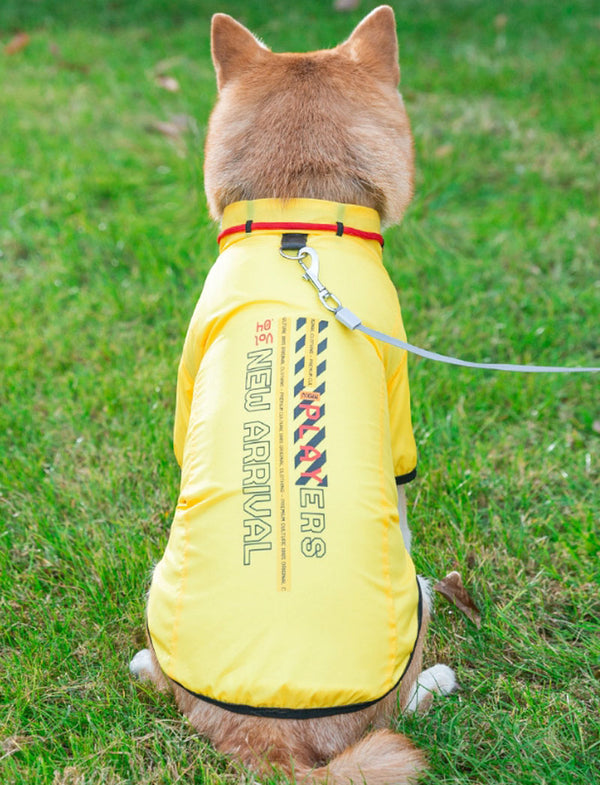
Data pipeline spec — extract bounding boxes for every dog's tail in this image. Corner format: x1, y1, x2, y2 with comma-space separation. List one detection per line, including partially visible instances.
291, 729, 425, 785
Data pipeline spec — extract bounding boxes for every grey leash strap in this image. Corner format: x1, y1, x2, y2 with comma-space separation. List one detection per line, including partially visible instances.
282, 245, 600, 374
343, 313, 600, 374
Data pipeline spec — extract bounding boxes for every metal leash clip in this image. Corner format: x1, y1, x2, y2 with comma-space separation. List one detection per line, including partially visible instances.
280, 246, 342, 312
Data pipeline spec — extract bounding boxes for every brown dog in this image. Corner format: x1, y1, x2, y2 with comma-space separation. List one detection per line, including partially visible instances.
131, 7, 455, 783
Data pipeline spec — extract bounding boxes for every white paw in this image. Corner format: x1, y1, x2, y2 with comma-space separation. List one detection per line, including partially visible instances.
129, 648, 153, 680
422, 664, 457, 696
405, 664, 457, 714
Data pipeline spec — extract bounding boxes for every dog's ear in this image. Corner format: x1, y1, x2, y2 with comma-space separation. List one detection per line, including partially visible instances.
211, 14, 268, 91
341, 5, 400, 86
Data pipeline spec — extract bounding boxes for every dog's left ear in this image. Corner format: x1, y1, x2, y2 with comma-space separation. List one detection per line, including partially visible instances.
341, 5, 400, 86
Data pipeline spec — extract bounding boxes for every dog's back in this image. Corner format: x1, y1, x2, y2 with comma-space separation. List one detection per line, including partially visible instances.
147, 196, 421, 713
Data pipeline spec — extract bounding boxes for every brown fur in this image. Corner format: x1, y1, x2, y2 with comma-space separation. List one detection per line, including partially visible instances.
204, 6, 414, 227
140, 7, 430, 784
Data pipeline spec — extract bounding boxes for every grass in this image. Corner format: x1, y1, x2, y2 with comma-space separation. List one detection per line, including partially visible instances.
1, 0, 599, 783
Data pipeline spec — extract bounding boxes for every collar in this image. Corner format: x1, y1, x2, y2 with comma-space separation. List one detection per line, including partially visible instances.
217, 198, 384, 252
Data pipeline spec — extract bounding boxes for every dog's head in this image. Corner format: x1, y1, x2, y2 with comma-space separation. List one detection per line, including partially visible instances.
204, 5, 414, 227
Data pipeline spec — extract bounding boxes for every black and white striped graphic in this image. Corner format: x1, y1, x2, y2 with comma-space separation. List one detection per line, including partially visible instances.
293, 318, 328, 487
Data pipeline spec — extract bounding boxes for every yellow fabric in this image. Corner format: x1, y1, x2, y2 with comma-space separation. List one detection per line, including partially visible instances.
147, 198, 419, 713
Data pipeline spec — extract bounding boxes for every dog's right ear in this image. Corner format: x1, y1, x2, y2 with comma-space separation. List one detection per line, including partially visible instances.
211, 14, 268, 91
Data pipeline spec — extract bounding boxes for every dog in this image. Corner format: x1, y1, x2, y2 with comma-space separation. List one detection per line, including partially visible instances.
130, 7, 456, 783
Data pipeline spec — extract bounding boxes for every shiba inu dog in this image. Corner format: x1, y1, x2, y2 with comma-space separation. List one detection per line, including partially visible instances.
130, 7, 455, 783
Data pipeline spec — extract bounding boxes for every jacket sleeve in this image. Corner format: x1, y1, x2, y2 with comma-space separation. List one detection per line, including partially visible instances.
387, 347, 417, 485
173, 303, 207, 467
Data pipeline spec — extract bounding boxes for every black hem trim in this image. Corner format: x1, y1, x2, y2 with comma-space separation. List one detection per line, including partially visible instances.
395, 468, 417, 486
152, 580, 423, 720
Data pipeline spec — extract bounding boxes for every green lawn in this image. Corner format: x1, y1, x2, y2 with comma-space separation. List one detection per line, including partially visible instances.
1, 1, 599, 783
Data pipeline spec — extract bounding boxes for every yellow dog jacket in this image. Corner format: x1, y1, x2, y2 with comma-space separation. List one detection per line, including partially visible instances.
147, 198, 421, 718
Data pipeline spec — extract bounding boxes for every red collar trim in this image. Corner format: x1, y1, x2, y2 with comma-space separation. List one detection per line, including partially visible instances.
217, 220, 384, 247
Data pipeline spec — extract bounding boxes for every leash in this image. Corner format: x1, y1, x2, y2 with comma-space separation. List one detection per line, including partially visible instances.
280, 245, 600, 374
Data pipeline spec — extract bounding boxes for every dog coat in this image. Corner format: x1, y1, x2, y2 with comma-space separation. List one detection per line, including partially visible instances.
147, 198, 421, 718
